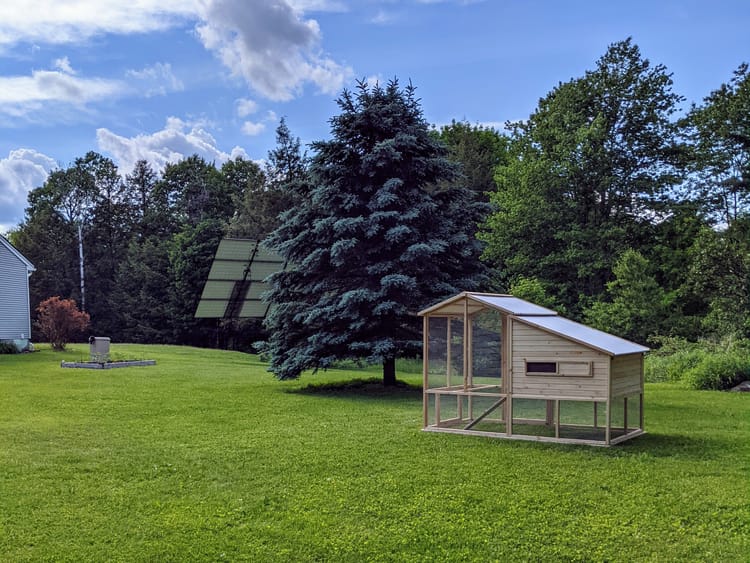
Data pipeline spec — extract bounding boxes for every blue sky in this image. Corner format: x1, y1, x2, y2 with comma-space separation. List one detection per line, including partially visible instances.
1, 0, 749, 233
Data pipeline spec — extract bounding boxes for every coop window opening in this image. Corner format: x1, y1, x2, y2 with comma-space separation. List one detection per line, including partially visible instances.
524, 359, 592, 377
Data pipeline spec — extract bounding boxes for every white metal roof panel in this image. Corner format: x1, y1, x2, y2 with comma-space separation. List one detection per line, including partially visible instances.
469, 294, 558, 316
515, 315, 649, 356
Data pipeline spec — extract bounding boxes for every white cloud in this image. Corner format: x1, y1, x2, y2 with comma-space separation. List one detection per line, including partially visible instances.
0, 1, 199, 46
0, 148, 57, 231
0, 68, 123, 106
370, 10, 396, 25
96, 116, 249, 174
240, 108, 279, 137
288, 0, 347, 11
236, 97, 259, 117
0, 1, 352, 104
0, 62, 124, 120
365, 74, 384, 88
126, 62, 184, 97
241, 120, 266, 136
53, 56, 75, 74
196, 0, 353, 101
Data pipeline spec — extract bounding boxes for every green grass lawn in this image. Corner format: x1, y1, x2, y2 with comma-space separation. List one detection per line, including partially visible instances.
1, 345, 748, 562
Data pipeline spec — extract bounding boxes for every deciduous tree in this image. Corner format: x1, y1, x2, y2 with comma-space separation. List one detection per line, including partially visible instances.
481, 39, 684, 315
683, 63, 750, 225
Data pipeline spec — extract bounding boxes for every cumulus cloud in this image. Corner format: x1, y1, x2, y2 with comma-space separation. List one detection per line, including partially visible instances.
0, 148, 57, 232
241, 121, 266, 136
0, 1, 199, 46
126, 62, 184, 97
196, 0, 352, 101
236, 98, 259, 118
1, 1, 352, 104
238, 107, 278, 137
0, 62, 125, 119
0, 68, 123, 105
96, 117, 249, 174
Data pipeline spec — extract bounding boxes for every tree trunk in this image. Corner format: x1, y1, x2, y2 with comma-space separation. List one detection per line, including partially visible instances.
78, 223, 85, 312
383, 357, 396, 386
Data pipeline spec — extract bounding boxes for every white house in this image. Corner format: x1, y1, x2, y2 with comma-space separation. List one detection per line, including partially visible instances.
0, 236, 35, 351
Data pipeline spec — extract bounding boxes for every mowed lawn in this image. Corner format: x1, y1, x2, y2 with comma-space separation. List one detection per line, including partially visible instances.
1, 345, 748, 562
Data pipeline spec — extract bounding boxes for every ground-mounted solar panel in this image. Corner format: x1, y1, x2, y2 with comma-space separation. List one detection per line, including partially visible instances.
194, 239, 286, 319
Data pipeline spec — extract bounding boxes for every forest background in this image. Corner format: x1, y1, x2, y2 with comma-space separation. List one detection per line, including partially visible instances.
6, 40, 749, 367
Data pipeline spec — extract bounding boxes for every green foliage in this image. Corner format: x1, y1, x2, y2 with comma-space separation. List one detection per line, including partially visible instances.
683, 63, 750, 224
0, 346, 748, 561
113, 235, 174, 343
644, 337, 704, 383
685, 226, 750, 339
0, 342, 18, 354
645, 337, 750, 389
509, 276, 564, 313
585, 249, 672, 343
481, 39, 684, 315
683, 347, 750, 390
432, 119, 510, 202
263, 80, 488, 383
227, 120, 306, 240
168, 219, 226, 345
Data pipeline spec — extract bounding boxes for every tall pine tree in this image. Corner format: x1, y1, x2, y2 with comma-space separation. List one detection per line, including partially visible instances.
262, 80, 487, 385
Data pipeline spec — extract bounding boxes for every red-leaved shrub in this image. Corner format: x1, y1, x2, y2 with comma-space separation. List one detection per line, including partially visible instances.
36, 297, 90, 351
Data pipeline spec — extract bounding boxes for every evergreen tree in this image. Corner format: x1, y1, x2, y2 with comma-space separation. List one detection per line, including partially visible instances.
77, 152, 132, 335
227, 120, 308, 240
262, 80, 487, 385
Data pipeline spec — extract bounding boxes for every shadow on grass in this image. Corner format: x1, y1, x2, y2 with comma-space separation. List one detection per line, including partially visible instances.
290, 377, 423, 401
594, 431, 739, 461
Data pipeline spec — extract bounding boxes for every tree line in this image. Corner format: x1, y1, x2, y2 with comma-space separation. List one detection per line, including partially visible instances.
9, 38, 749, 378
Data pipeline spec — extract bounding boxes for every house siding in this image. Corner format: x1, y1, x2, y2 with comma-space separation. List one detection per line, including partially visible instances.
0, 242, 32, 340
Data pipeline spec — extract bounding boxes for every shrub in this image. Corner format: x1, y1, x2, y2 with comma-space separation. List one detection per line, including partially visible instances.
0, 341, 18, 354
684, 350, 750, 390
36, 297, 90, 351
645, 336, 750, 389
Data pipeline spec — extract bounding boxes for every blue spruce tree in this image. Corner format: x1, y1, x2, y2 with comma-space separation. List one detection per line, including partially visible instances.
263, 80, 487, 385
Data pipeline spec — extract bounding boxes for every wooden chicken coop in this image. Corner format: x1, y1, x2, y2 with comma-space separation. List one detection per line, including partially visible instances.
419, 292, 648, 446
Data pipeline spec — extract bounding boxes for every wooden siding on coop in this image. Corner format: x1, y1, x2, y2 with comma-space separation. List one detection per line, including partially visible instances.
511, 319, 610, 400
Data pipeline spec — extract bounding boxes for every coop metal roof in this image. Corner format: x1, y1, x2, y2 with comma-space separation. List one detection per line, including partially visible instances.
419, 291, 648, 356
514, 314, 649, 356
194, 238, 286, 319
418, 292, 558, 317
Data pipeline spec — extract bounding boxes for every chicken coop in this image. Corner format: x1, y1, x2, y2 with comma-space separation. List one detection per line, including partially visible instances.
419, 292, 648, 446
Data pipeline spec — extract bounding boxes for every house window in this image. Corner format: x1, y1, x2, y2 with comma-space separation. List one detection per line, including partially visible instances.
526, 361, 557, 374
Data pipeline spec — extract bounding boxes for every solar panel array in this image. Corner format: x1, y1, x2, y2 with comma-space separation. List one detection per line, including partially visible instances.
194, 238, 286, 319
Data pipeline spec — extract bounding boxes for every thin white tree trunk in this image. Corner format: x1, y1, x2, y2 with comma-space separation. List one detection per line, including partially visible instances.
78, 223, 85, 311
